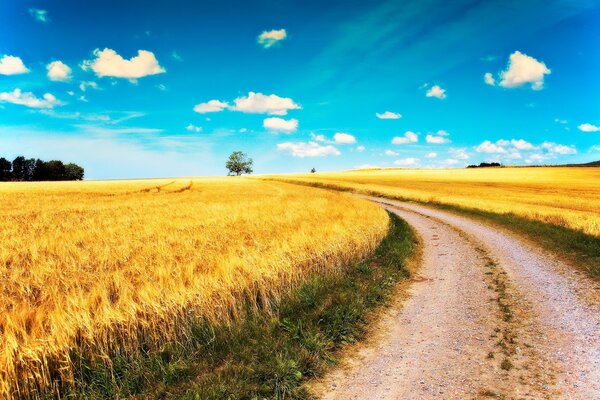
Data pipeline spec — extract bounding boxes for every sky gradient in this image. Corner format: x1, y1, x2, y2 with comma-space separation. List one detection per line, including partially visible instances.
1, 0, 599, 179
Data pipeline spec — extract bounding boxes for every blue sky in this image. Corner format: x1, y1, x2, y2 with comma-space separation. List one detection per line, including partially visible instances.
0, 0, 599, 179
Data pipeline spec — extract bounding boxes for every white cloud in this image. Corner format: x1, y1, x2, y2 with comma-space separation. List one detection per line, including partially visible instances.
376, 111, 402, 119
231, 92, 300, 115
0, 55, 29, 75
510, 139, 535, 150
79, 81, 99, 92
356, 145, 365, 152
394, 157, 418, 167
426, 85, 446, 99
426, 152, 438, 158
193, 99, 229, 113
475, 140, 506, 154
497, 51, 550, 90
277, 141, 340, 158
334, 132, 356, 144
257, 29, 287, 48
29, 8, 49, 23
355, 164, 380, 169
541, 142, 576, 155
426, 130, 451, 144
263, 117, 298, 133
554, 118, 567, 124
47, 61, 72, 82
185, 124, 202, 133
392, 131, 418, 144
590, 145, 600, 152
578, 123, 600, 132
449, 148, 470, 160
311, 133, 327, 142
443, 159, 460, 166
82, 48, 165, 79
384, 150, 399, 156
0, 89, 62, 108
484, 72, 495, 86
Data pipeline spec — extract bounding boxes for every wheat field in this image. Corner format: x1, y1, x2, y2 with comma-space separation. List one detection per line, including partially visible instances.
266, 167, 600, 237
0, 178, 388, 398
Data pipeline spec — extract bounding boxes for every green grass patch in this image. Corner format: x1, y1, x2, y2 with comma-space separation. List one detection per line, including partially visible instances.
61, 213, 415, 399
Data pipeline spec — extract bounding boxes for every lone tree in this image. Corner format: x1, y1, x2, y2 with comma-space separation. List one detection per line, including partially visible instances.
310, 168, 316, 173
226, 151, 253, 176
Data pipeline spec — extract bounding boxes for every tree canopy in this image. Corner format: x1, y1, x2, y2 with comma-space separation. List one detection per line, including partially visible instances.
0, 156, 84, 181
225, 151, 253, 176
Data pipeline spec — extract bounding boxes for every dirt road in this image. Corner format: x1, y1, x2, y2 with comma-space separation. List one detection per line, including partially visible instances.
317, 197, 600, 400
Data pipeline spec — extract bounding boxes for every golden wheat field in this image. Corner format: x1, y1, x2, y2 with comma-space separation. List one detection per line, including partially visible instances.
267, 167, 600, 236
0, 178, 388, 398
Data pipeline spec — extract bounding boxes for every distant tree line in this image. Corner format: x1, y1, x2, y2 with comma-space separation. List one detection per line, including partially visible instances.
0, 156, 84, 181
466, 162, 502, 169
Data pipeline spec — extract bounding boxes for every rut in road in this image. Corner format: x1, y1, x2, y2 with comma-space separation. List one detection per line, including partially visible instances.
317, 198, 600, 400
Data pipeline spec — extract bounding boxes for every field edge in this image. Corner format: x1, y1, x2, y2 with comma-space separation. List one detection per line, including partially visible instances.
60, 212, 416, 399
264, 178, 600, 281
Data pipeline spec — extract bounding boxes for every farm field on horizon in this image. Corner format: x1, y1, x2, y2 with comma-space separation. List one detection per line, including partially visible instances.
268, 166, 600, 236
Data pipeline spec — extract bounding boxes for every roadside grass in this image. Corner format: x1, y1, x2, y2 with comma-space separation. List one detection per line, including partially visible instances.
266, 179, 600, 282
63, 213, 416, 399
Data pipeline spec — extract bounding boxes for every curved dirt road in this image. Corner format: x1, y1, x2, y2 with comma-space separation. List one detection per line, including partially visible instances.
317, 197, 600, 400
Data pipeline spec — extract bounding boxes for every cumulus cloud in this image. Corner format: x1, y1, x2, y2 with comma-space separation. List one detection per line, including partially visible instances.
257, 29, 287, 48
376, 111, 402, 119
510, 139, 535, 150
277, 141, 340, 158
385, 150, 399, 156
263, 117, 298, 133
426, 152, 438, 158
449, 148, 470, 160
486, 51, 551, 90
311, 133, 327, 142
193, 99, 229, 113
231, 92, 300, 115
47, 61, 72, 82
82, 48, 165, 79
185, 124, 202, 132
475, 140, 506, 154
0, 55, 29, 75
426, 130, 451, 144
356, 145, 365, 152
0, 89, 62, 108
392, 131, 418, 144
578, 123, 600, 132
334, 132, 356, 144
394, 157, 418, 167
484, 72, 495, 86
541, 141, 576, 155
29, 8, 49, 23
426, 85, 446, 99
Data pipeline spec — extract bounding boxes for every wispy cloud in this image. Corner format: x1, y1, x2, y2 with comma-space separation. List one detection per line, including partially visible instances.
28, 8, 49, 23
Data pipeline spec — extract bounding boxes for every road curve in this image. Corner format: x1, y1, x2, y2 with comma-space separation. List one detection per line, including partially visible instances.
317, 197, 600, 400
